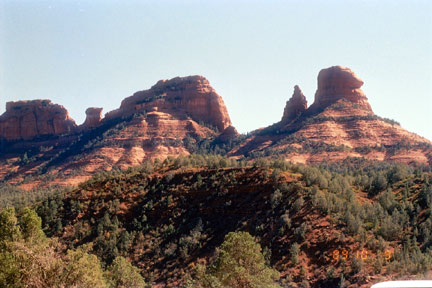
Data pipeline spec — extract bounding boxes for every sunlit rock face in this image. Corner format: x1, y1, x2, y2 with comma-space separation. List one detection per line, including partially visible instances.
105, 75, 232, 132
0, 100, 77, 140
82, 107, 103, 129
308, 65, 372, 113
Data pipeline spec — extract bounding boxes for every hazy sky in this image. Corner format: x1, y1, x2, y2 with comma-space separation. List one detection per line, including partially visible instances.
1, 0, 431, 140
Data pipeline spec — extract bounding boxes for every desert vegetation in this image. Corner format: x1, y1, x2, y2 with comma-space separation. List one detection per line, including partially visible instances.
1, 155, 429, 287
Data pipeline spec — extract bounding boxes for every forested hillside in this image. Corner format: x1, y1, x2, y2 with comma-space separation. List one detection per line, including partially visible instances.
4, 155, 427, 287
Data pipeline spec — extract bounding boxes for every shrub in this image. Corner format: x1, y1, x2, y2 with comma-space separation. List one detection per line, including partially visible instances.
294, 223, 307, 241
280, 213, 291, 229
290, 243, 300, 265
293, 197, 304, 213
271, 189, 283, 209
350, 257, 362, 274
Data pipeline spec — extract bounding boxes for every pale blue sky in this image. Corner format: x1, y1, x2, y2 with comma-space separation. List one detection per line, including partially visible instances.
1, 0, 431, 140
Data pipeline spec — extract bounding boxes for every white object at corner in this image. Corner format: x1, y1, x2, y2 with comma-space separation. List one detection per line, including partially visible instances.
371, 281, 432, 288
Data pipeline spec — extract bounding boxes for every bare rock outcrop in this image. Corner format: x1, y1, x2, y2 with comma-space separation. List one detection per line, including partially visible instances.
308, 66, 372, 113
0, 100, 77, 140
281, 85, 307, 123
83, 107, 103, 129
105, 76, 232, 132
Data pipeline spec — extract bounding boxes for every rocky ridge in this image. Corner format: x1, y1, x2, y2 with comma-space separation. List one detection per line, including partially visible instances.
0, 67, 431, 190
0, 76, 236, 188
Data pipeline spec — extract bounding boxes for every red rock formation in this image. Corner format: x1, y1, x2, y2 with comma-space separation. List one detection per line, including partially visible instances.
281, 85, 307, 123
3, 69, 431, 189
231, 66, 431, 166
216, 125, 239, 142
0, 100, 77, 140
83, 107, 103, 129
308, 66, 372, 113
105, 76, 232, 132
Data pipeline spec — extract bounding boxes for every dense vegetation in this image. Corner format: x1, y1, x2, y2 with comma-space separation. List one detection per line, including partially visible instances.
1, 155, 425, 287
0, 207, 146, 287
0, 184, 70, 210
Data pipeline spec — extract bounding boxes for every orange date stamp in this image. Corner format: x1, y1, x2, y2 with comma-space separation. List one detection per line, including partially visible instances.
332, 249, 392, 261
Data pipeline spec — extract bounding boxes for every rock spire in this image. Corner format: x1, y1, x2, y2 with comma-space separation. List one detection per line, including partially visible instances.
281, 85, 308, 123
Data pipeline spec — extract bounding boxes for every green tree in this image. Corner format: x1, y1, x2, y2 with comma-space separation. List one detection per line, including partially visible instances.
118, 231, 131, 253
293, 197, 304, 213
369, 173, 387, 196
192, 231, 280, 288
106, 256, 146, 288
2, 238, 64, 287
62, 245, 107, 287
0, 207, 21, 245
290, 243, 300, 265
0, 208, 108, 288
387, 165, 409, 184
19, 208, 45, 242
21, 152, 29, 164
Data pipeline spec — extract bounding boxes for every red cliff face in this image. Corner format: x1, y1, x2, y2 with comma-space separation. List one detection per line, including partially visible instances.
105, 76, 232, 132
281, 85, 308, 123
308, 66, 372, 113
0, 100, 77, 141
82, 107, 103, 129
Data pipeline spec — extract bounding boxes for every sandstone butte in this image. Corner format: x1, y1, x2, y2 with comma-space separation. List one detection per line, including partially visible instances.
0, 100, 77, 141
104, 75, 232, 132
307, 65, 373, 114
0, 67, 431, 189
230, 66, 432, 166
